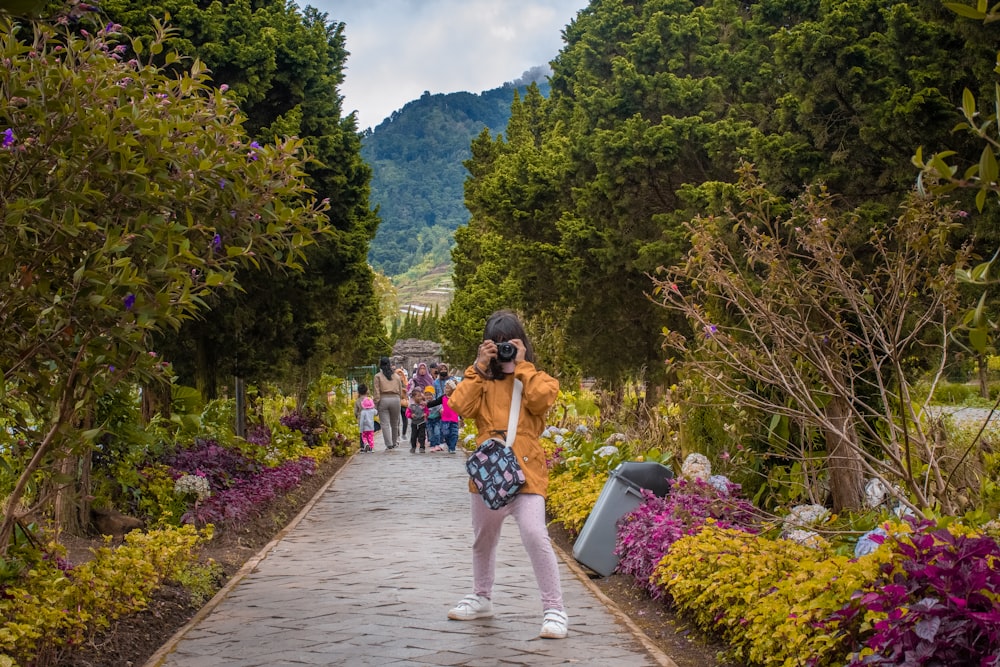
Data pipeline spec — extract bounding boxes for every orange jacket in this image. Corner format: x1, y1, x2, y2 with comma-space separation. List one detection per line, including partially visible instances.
449, 360, 559, 498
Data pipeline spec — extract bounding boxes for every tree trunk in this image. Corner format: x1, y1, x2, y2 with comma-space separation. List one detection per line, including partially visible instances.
235, 376, 246, 438
978, 352, 989, 399
79, 449, 93, 532
195, 335, 218, 400
823, 395, 865, 512
141, 380, 172, 424
52, 453, 85, 537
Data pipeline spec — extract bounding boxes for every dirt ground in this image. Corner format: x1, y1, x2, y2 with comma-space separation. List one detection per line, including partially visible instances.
54, 456, 737, 667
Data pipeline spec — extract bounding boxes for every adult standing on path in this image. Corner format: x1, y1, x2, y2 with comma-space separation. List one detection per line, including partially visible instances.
411, 362, 435, 393
395, 367, 410, 437
446, 309, 568, 639
372, 356, 405, 450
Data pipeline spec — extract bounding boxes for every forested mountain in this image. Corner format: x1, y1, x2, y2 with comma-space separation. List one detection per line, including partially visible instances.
362, 73, 551, 277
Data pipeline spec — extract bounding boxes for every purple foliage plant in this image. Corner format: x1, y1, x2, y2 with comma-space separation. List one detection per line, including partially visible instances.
614, 477, 760, 598
835, 518, 1000, 666
166, 438, 261, 490
280, 409, 325, 447
182, 457, 317, 527
245, 423, 272, 448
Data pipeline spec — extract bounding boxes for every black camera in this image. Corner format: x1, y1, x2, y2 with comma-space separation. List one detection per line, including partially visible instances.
496, 341, 517, 363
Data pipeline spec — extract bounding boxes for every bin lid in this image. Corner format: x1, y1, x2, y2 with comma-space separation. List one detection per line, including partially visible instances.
611, 461, 674, 497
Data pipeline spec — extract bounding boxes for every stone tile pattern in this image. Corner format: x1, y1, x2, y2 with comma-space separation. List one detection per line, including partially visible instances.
150, 449, 663, 666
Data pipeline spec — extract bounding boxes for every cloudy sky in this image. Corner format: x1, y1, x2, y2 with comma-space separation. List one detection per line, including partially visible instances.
300, 0, 589, 131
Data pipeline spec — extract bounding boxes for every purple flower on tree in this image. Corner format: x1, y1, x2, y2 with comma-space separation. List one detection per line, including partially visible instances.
212, 234, 222, 252
2, 128, 14, 148
248, 141, 261, 161
123, 293, 135, 310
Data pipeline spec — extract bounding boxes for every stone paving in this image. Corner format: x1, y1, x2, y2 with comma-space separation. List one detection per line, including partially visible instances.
145, 447, 677, 667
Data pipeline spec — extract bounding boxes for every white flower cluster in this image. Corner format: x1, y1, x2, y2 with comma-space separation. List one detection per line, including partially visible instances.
854, 527, 888, 558
575, 424, 590, 435
173, 474, 211, 501
681, 453, 711, 481
604, 432, 626, 446
594, 445, 619, 458
784, 529, 824, 549
782, 504, 830, 532
707, 474, 732, 495
863, 478, 893, 509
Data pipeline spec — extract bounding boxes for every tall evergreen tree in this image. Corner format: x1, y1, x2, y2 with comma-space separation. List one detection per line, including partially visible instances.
104, 0, 384, 397
452, 0, 996, 395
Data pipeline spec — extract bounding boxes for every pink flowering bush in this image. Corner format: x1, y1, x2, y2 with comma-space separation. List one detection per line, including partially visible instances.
614, 478, 760, 597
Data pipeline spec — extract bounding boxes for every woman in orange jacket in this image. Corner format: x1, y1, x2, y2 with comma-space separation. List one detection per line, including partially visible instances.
445, 310, 567, 639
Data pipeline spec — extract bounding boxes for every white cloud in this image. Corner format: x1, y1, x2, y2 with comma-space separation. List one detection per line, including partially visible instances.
299, 0, 588, 130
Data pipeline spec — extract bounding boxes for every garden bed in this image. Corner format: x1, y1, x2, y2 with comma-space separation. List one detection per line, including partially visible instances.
53, 455, 737, 667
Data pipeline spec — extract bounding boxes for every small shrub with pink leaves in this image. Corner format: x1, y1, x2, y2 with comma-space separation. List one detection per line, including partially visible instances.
614, 477, 760, 597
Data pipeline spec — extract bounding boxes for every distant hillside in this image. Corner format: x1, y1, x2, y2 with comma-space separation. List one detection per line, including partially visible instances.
361, 74, 551, 282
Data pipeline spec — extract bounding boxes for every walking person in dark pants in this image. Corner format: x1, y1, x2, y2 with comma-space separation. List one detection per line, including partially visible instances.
408, 388, 428, 453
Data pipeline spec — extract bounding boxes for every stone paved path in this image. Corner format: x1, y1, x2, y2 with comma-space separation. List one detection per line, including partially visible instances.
145, 448, 676, 667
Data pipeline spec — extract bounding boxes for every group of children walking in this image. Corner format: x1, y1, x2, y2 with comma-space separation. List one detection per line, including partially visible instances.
354, 360, 461, 454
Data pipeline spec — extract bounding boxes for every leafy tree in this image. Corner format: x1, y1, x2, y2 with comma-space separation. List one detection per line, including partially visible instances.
0, 17, 328, 547
456, 0, 762, 391
656, 168, 971, 512
102, 0, 384, 396
452, 0, 998, 398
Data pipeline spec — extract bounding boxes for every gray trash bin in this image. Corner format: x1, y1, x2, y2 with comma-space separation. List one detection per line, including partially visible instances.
572, 461, 674, 577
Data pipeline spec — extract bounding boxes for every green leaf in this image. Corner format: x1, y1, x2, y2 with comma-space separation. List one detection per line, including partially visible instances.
970, 326, 988, 353
944, 2, 987, 19
81, 428, 103, 442
768, 413, 790, 449
973, 290, 988, 326
963, 88, 978, 120
970, 260, 993, 282
980, 145, 999, 185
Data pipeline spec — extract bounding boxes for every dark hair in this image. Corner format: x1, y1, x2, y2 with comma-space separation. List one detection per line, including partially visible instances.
483, 309, 534, 379
379, 356, 393, 380
357, 383, 368, 395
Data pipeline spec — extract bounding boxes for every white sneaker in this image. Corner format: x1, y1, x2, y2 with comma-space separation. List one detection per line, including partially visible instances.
540, 609, 568, 639
447, 594, 494, 620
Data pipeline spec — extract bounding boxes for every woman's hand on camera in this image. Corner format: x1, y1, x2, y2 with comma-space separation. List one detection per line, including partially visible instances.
509, 339, 526, 363
476, 341, 496, 371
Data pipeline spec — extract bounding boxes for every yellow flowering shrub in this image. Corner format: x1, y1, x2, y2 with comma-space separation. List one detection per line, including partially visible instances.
655, 524, 892, 667
135, 463, 189, 527
546, 469, 608, 536
0, 525, 208, 663
304, 445, 332, 465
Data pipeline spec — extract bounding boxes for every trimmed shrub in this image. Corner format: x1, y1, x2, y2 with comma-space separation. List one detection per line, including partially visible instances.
615, 478, 759, 598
